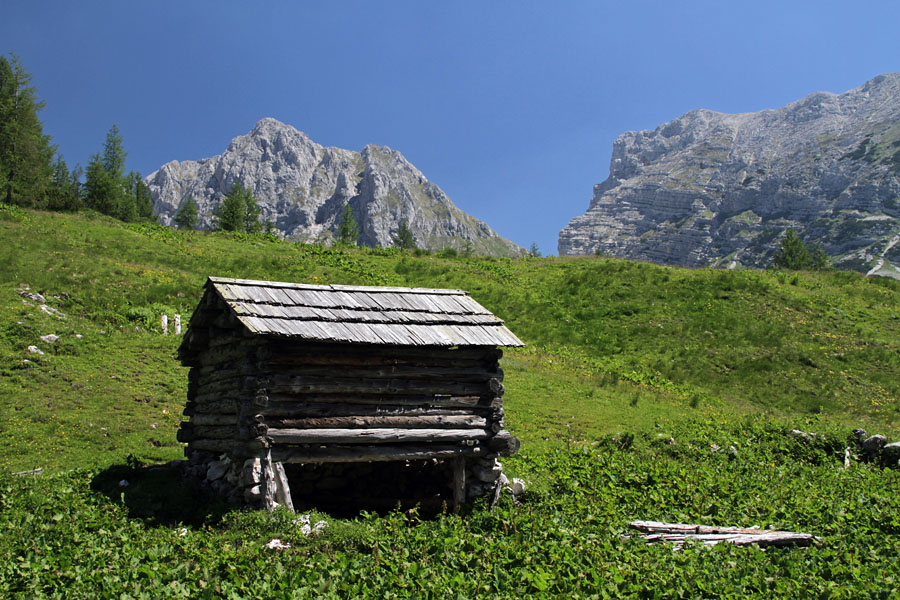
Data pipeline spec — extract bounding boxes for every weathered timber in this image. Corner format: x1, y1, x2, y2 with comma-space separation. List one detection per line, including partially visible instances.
263, 404, 479, 420
627, 521, 821, 548
191, 398, 240, 414
190, 438, 243, 453
267, 374, 502, 396
265, 342, 502, 364
273, 462, 294, 511
263, 415, 489, 430
258, 364, 501, 383
191, 413, 239, 426
452, 457, 466, 511
266, 427, 491, 445
272, 443, 484, 464
191, 425, 239, 440
261, 394, 489, 412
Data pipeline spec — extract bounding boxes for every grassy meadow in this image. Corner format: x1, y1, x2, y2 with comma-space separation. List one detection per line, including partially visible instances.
1, 205, 899, 597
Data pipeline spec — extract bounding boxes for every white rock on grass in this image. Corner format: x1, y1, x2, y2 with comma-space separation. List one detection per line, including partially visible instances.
40, 334, 59, 344
27, 345, 44, 355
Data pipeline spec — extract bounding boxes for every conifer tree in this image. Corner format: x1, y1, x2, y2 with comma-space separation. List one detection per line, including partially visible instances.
85, 125, 129, 217
391, 218, 416, 249
175, 196, 199, 229
337, 204, 359, 246
242, 185, 262, 234
216, 183, 246, 231
771, 229, 829, 271
0, 53, 55, 207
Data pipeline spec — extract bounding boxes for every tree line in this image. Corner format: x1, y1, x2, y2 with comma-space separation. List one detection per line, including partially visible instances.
0, 53, 151, 221
0, 52, 422, 248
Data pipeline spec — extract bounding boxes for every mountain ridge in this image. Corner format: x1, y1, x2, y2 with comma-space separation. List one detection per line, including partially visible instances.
558, 73, 900, 277
147, 118, 524, 257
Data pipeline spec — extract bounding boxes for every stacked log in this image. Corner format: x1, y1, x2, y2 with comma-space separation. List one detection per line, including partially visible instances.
180, 337, 518, 510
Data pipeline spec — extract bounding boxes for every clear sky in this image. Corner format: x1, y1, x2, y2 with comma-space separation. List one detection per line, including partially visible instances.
4, 1, 899, 254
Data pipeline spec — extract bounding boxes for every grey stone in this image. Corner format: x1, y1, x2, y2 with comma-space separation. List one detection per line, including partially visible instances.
146, 118, 524, 257
205, 459, 229, 482
881, 442, 900, 463
863, 434, 888, 454
852, 428, 869, 442
559, 73, 900, 277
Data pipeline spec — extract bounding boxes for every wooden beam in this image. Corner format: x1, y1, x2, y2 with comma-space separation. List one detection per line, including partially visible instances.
263, 415, 488, 430
452, 457, 466, 511
266, 427, 490, 445
271, 443, 484, 464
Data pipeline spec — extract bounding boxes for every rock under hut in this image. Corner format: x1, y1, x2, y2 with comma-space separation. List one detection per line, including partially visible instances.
177, 276, 523, 514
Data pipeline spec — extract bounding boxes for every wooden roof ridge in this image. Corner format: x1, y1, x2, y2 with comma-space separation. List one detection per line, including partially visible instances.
191, 276, 525, 348
207, 276, 467, 296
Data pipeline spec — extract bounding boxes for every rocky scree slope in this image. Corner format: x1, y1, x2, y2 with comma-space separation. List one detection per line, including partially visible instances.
559, 73, 900, 277
147, 118, 523, 257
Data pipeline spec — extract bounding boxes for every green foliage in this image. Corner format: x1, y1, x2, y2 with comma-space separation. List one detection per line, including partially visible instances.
174, 196, 199, 230
528, 242, 542, 258
0, 53, 55, 208
84, 126, 131, 219
216, 182, 262, 233
391, 218, 416, 250
771, 229, 829, 270
337, 203, 359, 246
130, 172, 154, 220
0, 210, 899, 596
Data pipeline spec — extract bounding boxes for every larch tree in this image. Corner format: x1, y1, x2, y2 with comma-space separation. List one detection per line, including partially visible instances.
0, 53, 55, 207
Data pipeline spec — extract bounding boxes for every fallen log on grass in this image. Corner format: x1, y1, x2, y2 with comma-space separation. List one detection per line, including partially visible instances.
626, 520, 820, 549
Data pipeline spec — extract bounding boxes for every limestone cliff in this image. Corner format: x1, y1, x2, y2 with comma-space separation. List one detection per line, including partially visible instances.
147, 118, 523, 257
559, 74, 900, 277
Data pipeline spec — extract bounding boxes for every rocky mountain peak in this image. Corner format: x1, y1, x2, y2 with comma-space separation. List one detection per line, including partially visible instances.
559, 73, 900, 277
146, 119, 523, 257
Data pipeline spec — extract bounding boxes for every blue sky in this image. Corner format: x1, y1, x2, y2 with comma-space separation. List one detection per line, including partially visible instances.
4, 1, 899, 254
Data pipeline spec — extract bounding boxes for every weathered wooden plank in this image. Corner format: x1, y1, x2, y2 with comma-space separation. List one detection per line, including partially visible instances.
266, 374, 502, 397
267, 427, 491, 445
191, 398, 240, 414
263, 343, 501, 362
260, 364, 497, 382
272, 443, 483, 464
452, 457, 466, 512
259, 401, 486, 419
191, 413, 239, 426
263, 415, 488, 430
627, 521, 820, 548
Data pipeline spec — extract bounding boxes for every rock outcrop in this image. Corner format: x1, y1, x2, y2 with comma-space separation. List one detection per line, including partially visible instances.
559, 74, 900, 276
147, 118, 523, 257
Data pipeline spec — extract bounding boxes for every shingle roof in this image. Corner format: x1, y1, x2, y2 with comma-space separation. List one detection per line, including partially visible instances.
197, 276, 524, 347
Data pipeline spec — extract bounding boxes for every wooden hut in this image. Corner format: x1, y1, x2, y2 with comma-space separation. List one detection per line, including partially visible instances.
177, 276, 523, 512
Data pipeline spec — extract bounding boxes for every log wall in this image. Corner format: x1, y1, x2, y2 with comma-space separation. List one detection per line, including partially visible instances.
179, 338, 518, 510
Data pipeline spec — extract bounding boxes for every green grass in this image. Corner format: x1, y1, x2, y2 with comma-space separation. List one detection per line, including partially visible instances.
1, 207, 900, 597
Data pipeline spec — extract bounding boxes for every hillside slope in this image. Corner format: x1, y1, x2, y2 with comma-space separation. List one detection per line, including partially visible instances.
559, 73, 900, 276
147, 118, 524, 257
1, 207, 898, 473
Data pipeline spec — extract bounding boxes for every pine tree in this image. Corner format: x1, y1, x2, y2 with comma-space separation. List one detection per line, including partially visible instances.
0, 53, 55, 207
84, 153, 119, 216
771, 229, 829, 270
129, 171, 154, 220
85, 125, 129, 217
175, 196, 199, 229
337, 204, 359, 246
528, 242, 542, 258
48, 154, 81, 211
216, 183, 247, 231
391, 218, 415, 249
242, 185, 262, 234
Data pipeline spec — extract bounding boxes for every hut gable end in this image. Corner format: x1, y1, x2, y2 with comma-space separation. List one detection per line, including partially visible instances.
177, 277, 522, 513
